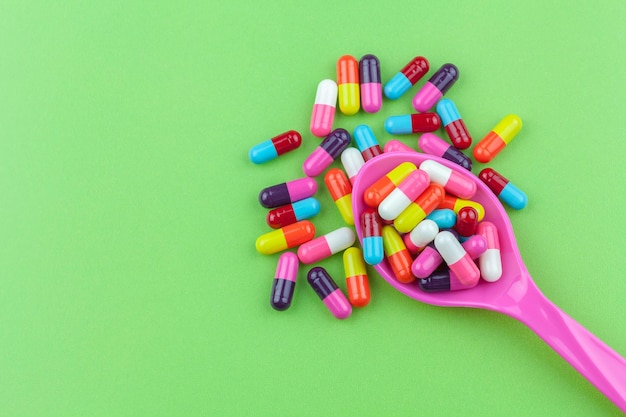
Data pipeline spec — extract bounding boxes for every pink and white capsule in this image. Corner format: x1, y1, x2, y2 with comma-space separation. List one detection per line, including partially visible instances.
310, 79, 338, 137
434, 231, 481, 286
383, 140, 417, 154
297, 227, 356, 264
476, 221, 502, 282
412, 234, 487, 278
403, 219, 438, 253
340, 147, 365, 185
378, 169, 430, 221
419, 159, 476, 199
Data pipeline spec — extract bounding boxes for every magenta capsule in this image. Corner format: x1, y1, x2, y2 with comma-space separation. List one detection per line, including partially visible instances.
434, 231, 480, 286
310, 79, 338, 137
419, 159, 476, 199
412, 234, 487, 278
383, 140, 417, 154
258, 177, 318, 208
418, 133, 472, 171
307, 267, 352, 319
476, 221, 502, 282
412, 64, 459, 112
302, 128, 351, 177
297, 227, 355, 264
270, 252, 299, 311
359, 54, 382, 113
418, 267, 479, 292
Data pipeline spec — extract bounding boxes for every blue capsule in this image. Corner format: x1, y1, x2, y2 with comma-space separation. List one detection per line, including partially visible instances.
425, 209, 457, 229
249, 130, 302, 164
353, 125, 382, 161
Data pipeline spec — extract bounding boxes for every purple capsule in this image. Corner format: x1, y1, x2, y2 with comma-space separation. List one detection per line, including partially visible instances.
418, 266, 478, 292
412, 64, 459, 112
418, 133, 472, 170
258, 177, 318, 208
359, 54, 382, 113
302, 128, 351, 177
307, 267, 352, 319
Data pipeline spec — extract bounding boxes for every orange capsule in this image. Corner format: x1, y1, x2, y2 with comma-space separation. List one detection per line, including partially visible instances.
337, 55, 360, 115
437, 194, 485, 221
324, 168, 353, 225
382, 225, 414, 283
255, 220, 316, 255
363, 162, 417, 207
343, 247, 371, 307
394, 183, 445, 233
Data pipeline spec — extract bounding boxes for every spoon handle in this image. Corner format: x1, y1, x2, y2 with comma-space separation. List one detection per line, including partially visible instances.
504, 276, 626, 413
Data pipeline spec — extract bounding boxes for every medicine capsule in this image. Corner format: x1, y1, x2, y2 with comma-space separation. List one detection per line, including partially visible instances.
256, 220, 316, 255
310, 79, 338, 137
270, 252, 299, 311
473, 114, 522, 163
343, 247, 371, 307
384, 56, 429, 100
426, 209, 457, 229
436, 98, 472, 149
412, 63, 459, 112
476, 221, 502, 282
303, 128, 351, 177
394, 183, 445, 233
378, 169, 430, 221
361, 208, 384, 265
307, 267, 352, 319
479, 168, 528, 210
418, 267, 479, 292
382, 225, 414, 284
438, 195, 485, 221
434, 230, 480, 287
412, 233, 487, 278
340, 147, 365, 185
259, 177, 318, 208
297, 226, 355, 264
363, 162, 417, 207
403, 219, 438, 254
324, 168, 354, 225
359, 54, 382, 113
383, 140, 417, 154
420, 159, 476, 199
337, 55, 360, 115
384, 113, 441, 135
418, 133, 472, 171
455, 206, 478, 240
249, 130, 302, 164
266, 197, 321, 229
354, 124, 383, 161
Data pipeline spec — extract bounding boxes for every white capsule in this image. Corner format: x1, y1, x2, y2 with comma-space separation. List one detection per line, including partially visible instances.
378, 169, 430, 221
420, 159, 476, 199
297, 226, 355, 264
340, 147, 365, 185
407, 219, 439, 248
434, 230, 465, 264
476, 221, 502, 282
310, 79, 338, 138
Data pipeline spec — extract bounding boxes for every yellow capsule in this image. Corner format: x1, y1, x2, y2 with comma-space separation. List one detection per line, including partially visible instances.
393, 184, 445, 233
325, 168, 354, 225
343, 247, 370, 307
381, 225, 414, 284
343, 247, 367, 277
439, 195, 485, 221
493, 114, 522, 145
364, 162, 417, 207
337, 55, 360, 115
255, 220, 316, 255
335, 194, 354, 225
473, 114, 522, 163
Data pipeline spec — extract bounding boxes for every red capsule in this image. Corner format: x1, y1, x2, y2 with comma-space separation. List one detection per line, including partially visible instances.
455, 206, 479, 238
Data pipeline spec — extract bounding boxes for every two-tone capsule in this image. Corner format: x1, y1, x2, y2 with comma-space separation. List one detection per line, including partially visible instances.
434, 230, 480, 286
259, 177, 318, 208
256, 220, 316, 255
270, 252, 299, 311
412, 63, 459, 112
359, 54, 382, 113
343, 247, 370, 307
403, 219, 439, 254
418, 133, 472, 171
384, 56, 429, 100
418, 268, 479, 292
353, 124, 383, 161
378, 169, 430, 221
394, 183, 445, 233
340, 147, 365, 185
337, 55, 360, 115
479, 168, 528, 210
382, 225, 414, 284
303, 128, 351, 177
384, 113, 441, 135
420, 159, 476, 199
425, 209, 457, 229
310, 79, 338, 137
297, 227, 355, 264
436, 99, 471, 149
361, 208, 384, 265
412, 234, 487, 278
363, 162, 417, 207
476, 221, 502, 282
307, 267, 352, 319
438, 195, 485, 221
266, 197, 321, 229
324, 168, 353, 225
473, 114, 522, 163
249, 130, 302, 164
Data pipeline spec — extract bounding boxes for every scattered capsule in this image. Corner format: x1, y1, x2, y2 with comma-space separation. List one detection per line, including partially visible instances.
324, 168, 354, 225
259, 177, 318, 208
266, 197, 321, 229
307, 267, 352, 319
383, 140, 417, 154
412, 63, 459, 112
418, 133, 472, 171
420, 159, 476, 199
359, 54, 382, 113
382, 225, 414, 284
337, 55, 360, 115
361, 208, 384, 265
438, 195, 485, 221
297, 227, 355, 264
473, 114, 522, 163
412, 231, 487, 278
455, 206, 478, 240
270, 252, 299, 311
340, 147, 365, 185
403, 219, 439, 254
476, 221, 502, 282
384, 113, 441, 135
479, 168, 528, 210
394, 183, 445, 233
249, 130, 302, 164
354, 124, 383, 161
363, 162, 417, 207
378, 169, 430, 221
303, 128, 351, 177
310, 79, 338, 138
426, 209, 457, 229
384, 56, 429, 100
256, 220, 316, 255
418, 267, 479, 292
436, 98, 472, 149
434, 231, 481, 286
343, 247, 371, 307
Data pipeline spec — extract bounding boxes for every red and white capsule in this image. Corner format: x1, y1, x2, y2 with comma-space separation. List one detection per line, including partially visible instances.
378, 169, 430, 221
420, 159, 476, 199
434, 230, 480, 287
476, 221, 502, 282
297, 227, 355, 264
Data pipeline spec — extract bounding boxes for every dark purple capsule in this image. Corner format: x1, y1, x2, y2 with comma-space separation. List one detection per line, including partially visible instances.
442, 147, 472, 170
321, 128, 351, 159
418, 267, 478, 292
270, 252, 298, 311
307, 267, 352, 319
359, 54, 381, 84
258, 177, 318, 208
418, 133, 471, 170
413, 64, 459, 112
429, 64, 459, 94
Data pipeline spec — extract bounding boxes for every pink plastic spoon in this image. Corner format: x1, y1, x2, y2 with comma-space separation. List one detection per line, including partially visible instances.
352, 151, 626, 413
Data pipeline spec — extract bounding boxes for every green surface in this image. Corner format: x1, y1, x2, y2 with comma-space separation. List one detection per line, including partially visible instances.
1, 1, 625, 416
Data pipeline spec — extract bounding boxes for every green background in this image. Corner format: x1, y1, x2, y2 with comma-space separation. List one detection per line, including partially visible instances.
1, 1, 625, 416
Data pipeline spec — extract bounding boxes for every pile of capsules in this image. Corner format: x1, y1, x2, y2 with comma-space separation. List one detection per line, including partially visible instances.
251, 54, 528, 319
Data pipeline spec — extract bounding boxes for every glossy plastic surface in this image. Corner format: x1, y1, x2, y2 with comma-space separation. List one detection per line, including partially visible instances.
352, 152, 626, 413
353, 124, 383, 161
474, 114, 522, 163
383, 56, 429, 100
310, 79, 337, 137
436, 98, 471, 149
412, 64, 458, 112
337, 55, 360, 115
303, 128, 351, 177
418, 132, 472, 170
343, 247, 371, 307
270, 252, 299, 311
307, 267, 352, 319
479, 167, 528, 210
324, 168, 354, 225
359, 54, 382, 113
266, 197, 321, 229
249, 130, 302, 164
384, 113, 441, 134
